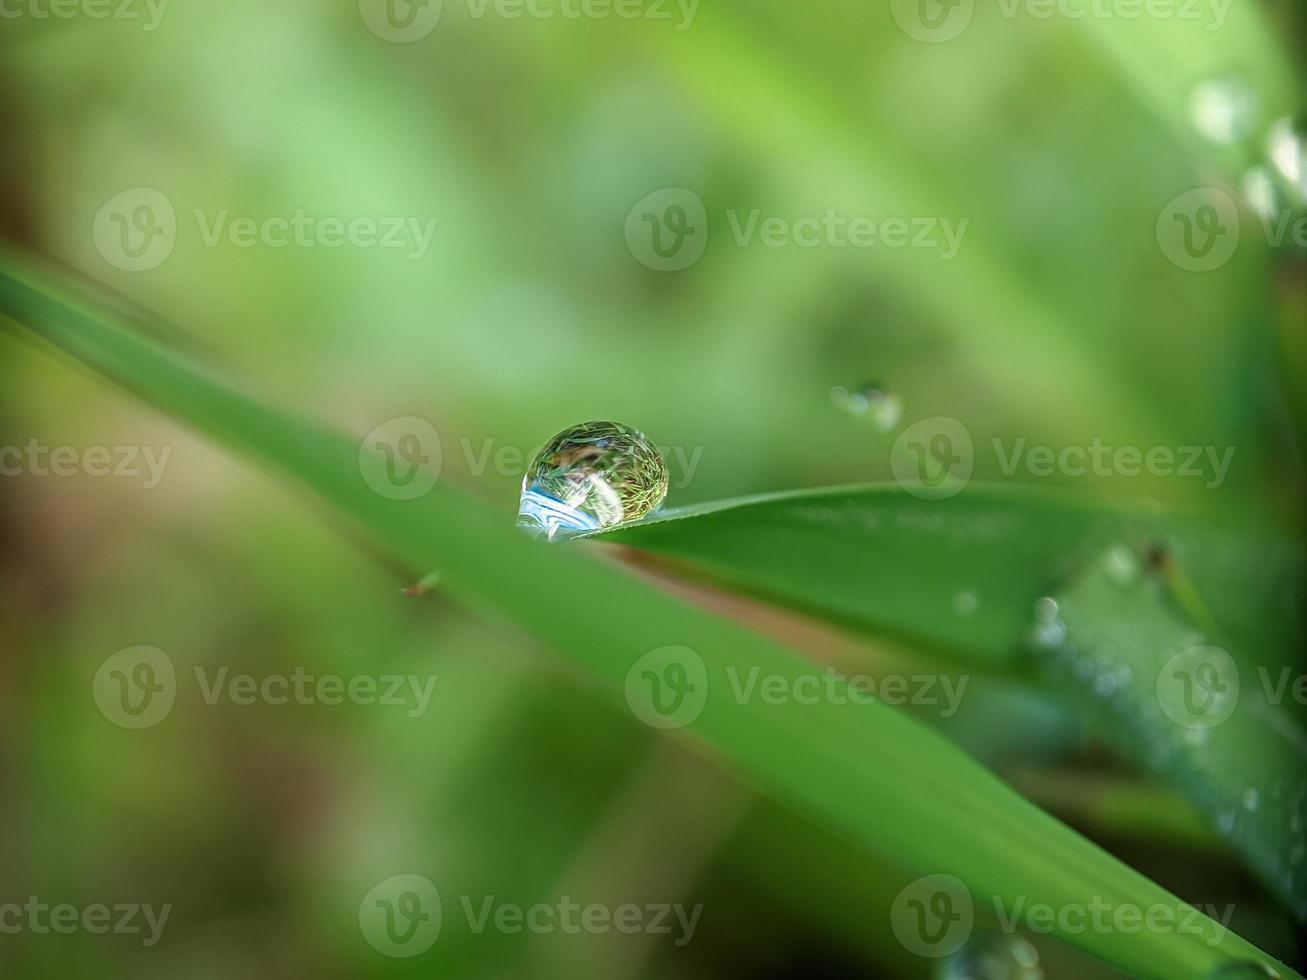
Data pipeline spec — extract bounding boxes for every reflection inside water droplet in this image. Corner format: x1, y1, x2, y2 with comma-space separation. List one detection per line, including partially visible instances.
517, 421, 668, 540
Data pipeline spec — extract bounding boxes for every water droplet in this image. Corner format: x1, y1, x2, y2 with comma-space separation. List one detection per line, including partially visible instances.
940, 933, 1043, 980
1206, 962, 1280, 980
1190, 76, 1256, 145
1241, 166, 1283, 219
1217, 810, 1237, 835
1093, 670, 1118, 697
1102, 545, 1140, 587
1266, 115, 1307, 204
1243, 787, 1260, 811
517, 421, 668, 540
832, 381, 903, 431
954, 591, 979, 618
1028, 618, 1067, 652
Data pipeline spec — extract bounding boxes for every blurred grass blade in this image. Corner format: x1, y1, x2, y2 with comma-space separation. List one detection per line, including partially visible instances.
0, 252, 1297, 980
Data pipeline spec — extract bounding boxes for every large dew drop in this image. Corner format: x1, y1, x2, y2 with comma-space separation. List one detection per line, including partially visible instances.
517, 421, 669, 540
939, 934, 1043, 980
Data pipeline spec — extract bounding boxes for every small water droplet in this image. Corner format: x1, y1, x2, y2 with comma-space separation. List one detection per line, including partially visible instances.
1034, 597, 1059, 622
1266, 115, 1307, 204
1217, 810, 1237, 835
517, 421, 668, 540
1206, 962, 1280, 980
1190, 75, 1256, 145
1094, 670, 1118, 697
832, 381, 903, 431
1102, 545, 1140, 587
1242, 166, 1283, 219
939, 933, 1043, 980
954, 591, 979, 618
1243, 787, 1260, 811
1028, 618, 1067, 652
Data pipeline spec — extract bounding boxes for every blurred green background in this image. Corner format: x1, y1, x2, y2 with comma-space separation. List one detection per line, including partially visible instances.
1, 0, 1305, 977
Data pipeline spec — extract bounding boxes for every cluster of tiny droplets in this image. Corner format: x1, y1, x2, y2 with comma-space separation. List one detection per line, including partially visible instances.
1188, 76, 1305, 216
521, 421, 669, 532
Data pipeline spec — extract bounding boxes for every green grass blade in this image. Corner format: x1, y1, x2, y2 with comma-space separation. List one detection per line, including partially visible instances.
0, 252, 1296, 980
601, 485, 1305, 913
